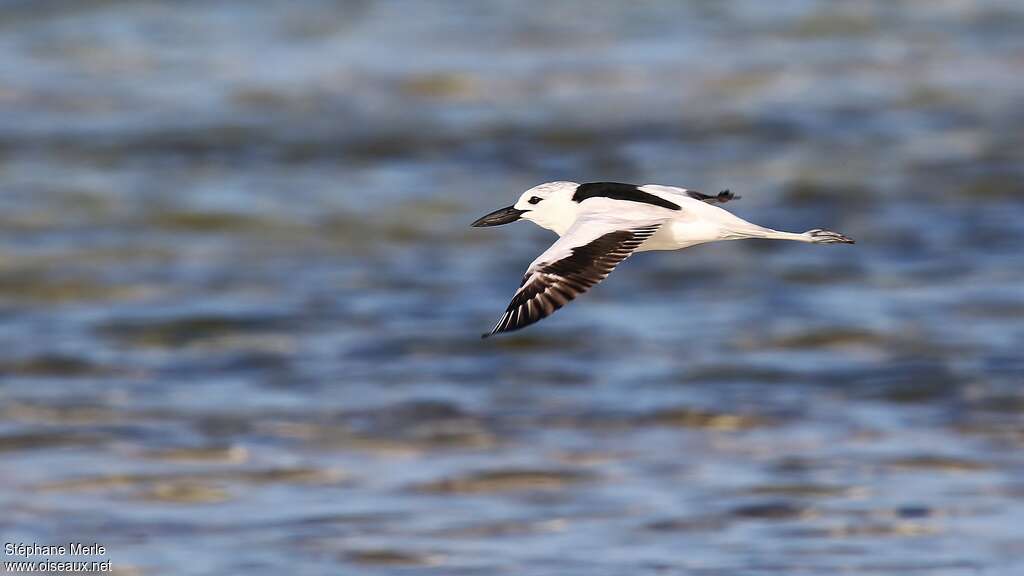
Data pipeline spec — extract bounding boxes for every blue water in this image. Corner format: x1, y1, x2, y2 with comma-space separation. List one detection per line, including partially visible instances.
1, 1, 1023, 574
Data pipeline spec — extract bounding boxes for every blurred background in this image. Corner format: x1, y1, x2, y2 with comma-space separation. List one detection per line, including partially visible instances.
1, 1, 1022, 574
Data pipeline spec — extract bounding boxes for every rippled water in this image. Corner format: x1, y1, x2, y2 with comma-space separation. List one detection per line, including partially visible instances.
1, 1, 1023, 574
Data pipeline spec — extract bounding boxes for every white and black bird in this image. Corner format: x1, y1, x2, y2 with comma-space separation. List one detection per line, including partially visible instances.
472, 181, 854, 338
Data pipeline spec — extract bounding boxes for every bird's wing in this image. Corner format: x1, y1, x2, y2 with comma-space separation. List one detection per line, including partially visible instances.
685, 189, 740, 205
483, 212, 666, 338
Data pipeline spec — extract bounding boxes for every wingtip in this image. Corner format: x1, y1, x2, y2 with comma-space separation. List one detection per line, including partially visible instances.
717, 189, 740, 202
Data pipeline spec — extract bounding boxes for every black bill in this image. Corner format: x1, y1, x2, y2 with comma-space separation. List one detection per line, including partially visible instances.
471, 205, 526, 227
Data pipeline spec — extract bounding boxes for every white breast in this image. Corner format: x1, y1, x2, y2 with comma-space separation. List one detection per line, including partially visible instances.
635, 196, 759, 252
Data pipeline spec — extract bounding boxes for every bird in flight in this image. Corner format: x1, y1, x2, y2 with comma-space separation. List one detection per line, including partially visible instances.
472, 181, 854, 338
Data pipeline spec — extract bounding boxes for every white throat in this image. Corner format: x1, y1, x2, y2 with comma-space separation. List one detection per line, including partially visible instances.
523, 204, 578, 236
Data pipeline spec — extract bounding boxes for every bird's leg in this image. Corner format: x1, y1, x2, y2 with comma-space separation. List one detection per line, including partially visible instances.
742, 227, 855, 244
688, 189, 740, 204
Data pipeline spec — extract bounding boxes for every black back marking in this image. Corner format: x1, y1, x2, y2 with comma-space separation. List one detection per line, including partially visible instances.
572, 182, 681, 211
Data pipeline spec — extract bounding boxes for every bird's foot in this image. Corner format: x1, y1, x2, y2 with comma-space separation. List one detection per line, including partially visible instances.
805, 229, 855, 244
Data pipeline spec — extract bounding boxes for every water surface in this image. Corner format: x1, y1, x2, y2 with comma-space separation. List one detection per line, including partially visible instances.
1, 1, 1023, 574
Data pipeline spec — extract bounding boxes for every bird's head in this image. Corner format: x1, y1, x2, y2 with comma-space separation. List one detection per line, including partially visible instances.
471, 181, 579, 235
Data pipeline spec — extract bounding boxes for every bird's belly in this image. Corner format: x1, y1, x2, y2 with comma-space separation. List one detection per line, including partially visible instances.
636, 220, 722, 252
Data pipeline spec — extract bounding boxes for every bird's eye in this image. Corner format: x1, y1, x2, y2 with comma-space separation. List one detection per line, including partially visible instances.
528, 196, 542, 205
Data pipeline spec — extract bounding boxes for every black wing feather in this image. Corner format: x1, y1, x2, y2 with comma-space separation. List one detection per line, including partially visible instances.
686, 189, 740, 204
483, 224, 661, 338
